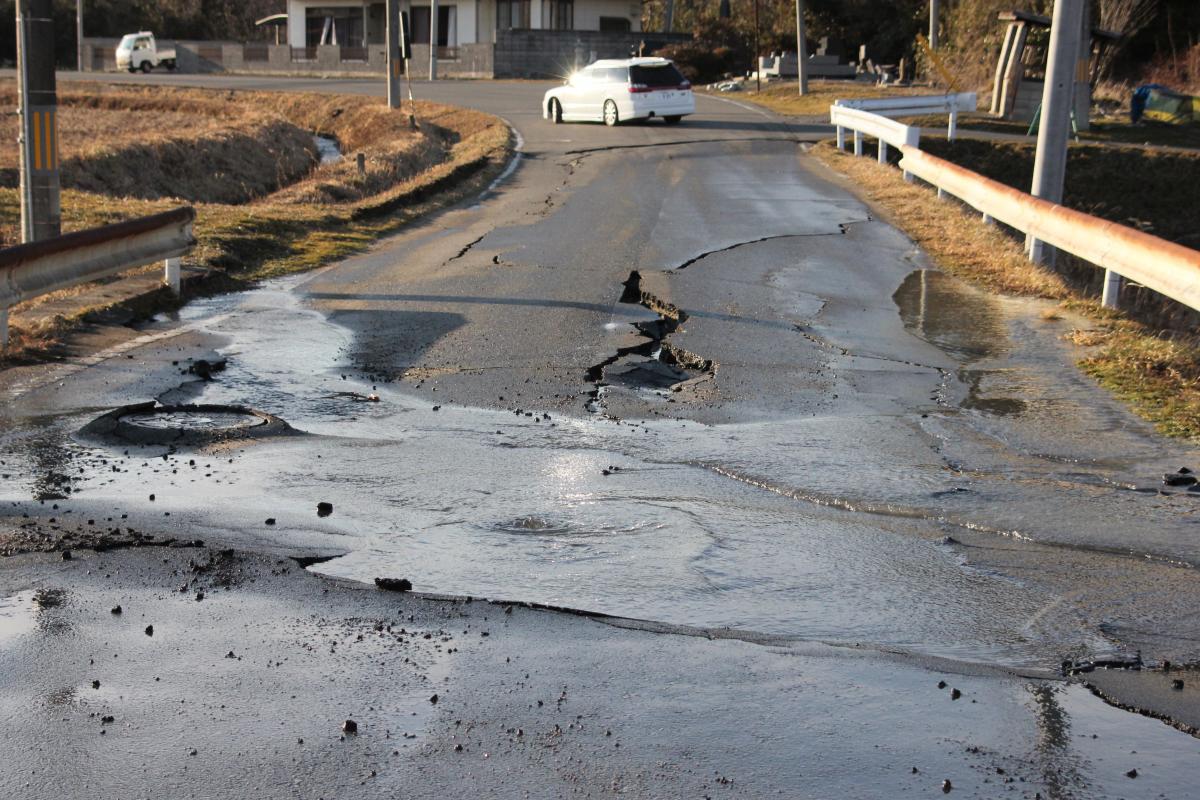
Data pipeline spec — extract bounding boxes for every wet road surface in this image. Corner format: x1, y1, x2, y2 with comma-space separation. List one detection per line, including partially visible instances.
2, 74, 1200, 796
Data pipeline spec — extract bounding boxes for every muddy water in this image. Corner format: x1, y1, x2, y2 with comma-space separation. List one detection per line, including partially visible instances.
3, 267, 1199, 675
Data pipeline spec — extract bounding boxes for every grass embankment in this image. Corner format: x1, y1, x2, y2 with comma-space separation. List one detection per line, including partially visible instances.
811, 139, 1200, 439
0, 83, 512, 361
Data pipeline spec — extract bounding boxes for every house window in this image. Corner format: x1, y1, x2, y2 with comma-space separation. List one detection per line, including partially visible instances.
411, 5, 457, 46
598, 17, 630, 33
497, 0, 531, 30
543, 0, 573, 30
305, 7, 365, 47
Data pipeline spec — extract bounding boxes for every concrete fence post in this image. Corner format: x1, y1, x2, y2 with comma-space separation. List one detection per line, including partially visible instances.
1101, 269, 1122, 309
164, 257, 181, 295
878, 140, 888, 164
853, 130, 862, 156
982, 213, 994, 225
0, 307, 8, 349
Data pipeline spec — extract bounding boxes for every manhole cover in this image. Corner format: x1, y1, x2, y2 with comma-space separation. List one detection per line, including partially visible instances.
82, 402, 295, 446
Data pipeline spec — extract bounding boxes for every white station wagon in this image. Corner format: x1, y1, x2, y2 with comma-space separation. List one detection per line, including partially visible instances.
543, 57, 695, 126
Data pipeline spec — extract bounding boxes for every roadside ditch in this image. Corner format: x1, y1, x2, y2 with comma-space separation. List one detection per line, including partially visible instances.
0, 82, 514, 363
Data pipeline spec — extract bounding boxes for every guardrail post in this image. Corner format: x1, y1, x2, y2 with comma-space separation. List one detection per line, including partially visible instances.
937, 187, 946, 199
948, 109, 957, 140
982, 213, 994, 225
1101, 269, 1122, 309
902, 170, 913, 183
836, 126, 845, 150
0, 307, 8, 350
853, 131, 863, 157
164, 257, 181, 295
878, 140, 888, 164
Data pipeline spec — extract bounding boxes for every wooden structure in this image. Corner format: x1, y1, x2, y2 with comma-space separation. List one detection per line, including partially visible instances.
988, 9, 1119, 130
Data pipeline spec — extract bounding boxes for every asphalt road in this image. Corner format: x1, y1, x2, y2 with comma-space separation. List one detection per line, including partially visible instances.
2, 72, 1200, 797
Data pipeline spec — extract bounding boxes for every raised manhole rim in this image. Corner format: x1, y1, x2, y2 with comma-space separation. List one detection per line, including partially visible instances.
81, 401, 295, 446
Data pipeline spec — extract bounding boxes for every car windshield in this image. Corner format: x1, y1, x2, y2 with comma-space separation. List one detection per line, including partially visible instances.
117, 35, 138, 52
629, 63, 686, 87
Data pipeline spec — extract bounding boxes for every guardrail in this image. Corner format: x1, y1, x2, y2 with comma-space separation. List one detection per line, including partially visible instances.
833, 92, 977, 138
829, 98, 1200, 312
830, 105, 921, 171
897, 147, 1200, 310
1, 207, 196, 349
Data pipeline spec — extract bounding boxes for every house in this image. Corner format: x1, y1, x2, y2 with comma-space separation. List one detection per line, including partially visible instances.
286, 0, 643, 52
81, 1, 686, 79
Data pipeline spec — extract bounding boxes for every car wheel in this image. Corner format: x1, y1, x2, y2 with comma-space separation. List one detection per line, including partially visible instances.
127, 67, 138, 74
549, 99, 563, 124
603, 100, 619, 127
140, 61, 152, 74
664, 115, 683, 125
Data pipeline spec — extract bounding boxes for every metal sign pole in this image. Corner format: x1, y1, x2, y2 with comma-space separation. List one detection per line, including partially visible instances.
16, 0, 61, 243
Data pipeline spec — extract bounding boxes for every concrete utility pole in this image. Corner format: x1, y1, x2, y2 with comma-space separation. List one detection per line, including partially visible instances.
795, 0, 808, 95
17, 0, 61, 243
1027, 0, 1085, 264
753, 0, 761, 92
929, 0, 940, 50
385, 0, 401, 108
76, 0, 83, 71
429, 0, 438, 81
663, 0, 674, 32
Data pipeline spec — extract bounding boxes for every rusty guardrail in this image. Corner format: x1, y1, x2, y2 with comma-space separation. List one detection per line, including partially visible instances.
0, 206, 195, 349
897, 146, 1200, 310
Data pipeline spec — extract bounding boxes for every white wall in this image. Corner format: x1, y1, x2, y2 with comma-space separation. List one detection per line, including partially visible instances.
572, 0, 641, 32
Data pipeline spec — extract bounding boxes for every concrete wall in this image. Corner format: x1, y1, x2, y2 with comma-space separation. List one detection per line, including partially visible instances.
493, 29, 689, 78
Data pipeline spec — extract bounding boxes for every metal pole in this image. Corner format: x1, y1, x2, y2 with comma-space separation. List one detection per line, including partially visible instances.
929, 0, 940, 50
429, 0, 438, 81
753, 0, 761, 92
1101, 269, 1122, 308
385, 0, 401, 108
1026, 0, 1085, 264
16, 0, 61, 243
75, 0, 83, 71
795, 0, 808, 95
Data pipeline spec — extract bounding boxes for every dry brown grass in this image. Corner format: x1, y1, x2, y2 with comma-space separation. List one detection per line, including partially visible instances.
0, 83, 512, 363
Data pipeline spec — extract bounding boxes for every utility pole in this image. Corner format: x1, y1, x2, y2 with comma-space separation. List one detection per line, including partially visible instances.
929, 0, 940, 50
663, 0, 674, 32
17, 0, 61, 243
753, 0, 761, 92
429, 0, 438, 81
1027, 0, 1085, 264
76, 0, 83, 71
795, 0, 808, 95
385, 0, 401, 108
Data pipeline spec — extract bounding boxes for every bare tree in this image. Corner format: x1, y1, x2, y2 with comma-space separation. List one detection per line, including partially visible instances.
1096, 0, 1159, 76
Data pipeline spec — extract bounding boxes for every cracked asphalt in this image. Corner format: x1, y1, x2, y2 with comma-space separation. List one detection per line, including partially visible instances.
2, 74, 1200, 797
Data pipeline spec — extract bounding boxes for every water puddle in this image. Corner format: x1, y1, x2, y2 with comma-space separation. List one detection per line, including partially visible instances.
313, 134, 342, 165
0, 591, 37, 644
893, 269, 1008, 363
